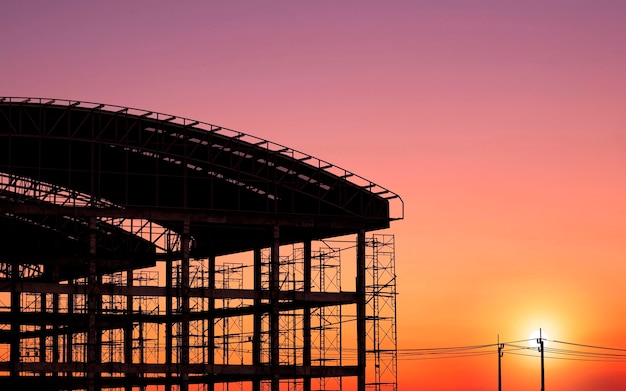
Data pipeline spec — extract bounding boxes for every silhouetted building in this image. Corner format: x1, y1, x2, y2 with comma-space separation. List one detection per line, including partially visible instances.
0, 97, 402, 391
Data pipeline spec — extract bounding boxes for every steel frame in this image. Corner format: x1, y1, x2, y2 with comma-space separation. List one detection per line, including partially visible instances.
0, 97, 401, 391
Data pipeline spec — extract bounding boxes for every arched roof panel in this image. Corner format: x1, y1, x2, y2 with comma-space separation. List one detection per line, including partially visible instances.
0, 97, 403, 257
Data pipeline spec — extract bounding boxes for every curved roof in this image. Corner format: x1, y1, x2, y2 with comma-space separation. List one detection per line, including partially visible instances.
0, 97, 403, 262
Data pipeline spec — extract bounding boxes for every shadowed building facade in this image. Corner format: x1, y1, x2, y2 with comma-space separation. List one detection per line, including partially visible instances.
0, 97, 402, 391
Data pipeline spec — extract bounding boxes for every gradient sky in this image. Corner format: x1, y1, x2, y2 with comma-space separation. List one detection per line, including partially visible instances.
2, 1, 625, 390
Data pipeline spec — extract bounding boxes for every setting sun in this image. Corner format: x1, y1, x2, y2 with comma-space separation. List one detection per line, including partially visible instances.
529, 329, 549, 349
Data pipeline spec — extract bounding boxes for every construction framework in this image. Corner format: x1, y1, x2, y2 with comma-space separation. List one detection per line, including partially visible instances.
0, 97, 402, 391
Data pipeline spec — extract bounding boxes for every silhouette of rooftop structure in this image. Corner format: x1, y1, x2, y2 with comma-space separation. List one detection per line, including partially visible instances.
0, 97, 401, 391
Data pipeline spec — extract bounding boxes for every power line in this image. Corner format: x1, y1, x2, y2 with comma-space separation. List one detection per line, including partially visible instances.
398, 351, 497, 361
507, 350, 626, 363
397, 342, 499, 352
394, 337, 626, 363
394, 334, 626, 390
550, 339, 626, 352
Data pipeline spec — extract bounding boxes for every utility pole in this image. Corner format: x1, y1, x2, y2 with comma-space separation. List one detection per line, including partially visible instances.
538, 328, 545, 391
498, 335, 504, 391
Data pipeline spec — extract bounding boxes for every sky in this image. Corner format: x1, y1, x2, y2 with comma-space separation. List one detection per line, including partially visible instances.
1, 1, 625, 390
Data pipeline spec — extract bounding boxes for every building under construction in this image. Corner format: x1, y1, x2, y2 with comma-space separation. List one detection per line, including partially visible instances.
0, 97, 402, 391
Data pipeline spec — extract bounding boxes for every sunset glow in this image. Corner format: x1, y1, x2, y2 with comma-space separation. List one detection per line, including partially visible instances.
528, 329, 548, 349
2, 1, 625, 390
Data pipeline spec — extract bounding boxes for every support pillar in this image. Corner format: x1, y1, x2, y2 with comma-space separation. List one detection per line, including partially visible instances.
207, 254, 216, 391
39, 290, 46, 377
253, 248, 262, 391
52, 265, 60, 381
87, 216, 101, 391
271, 225, 280, 391
357, 230, 366, 391
66, 277, 74, 381
303, 240, 312, 391
10, 261, 19, 385
165, 251, 173, 391
125, 269, 134, 391
180, 220, 191, 391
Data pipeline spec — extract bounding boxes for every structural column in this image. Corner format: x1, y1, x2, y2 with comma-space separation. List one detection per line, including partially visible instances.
207, 254, 216, 391
52, 265, 60, 381
124, 269, 134, 391
356, 230, 366, 391
165, 249, 173, 391
253, 248, 262, 391
180, 220, 191, 391
39, 290, 46, 377
303, 240, 312, 391
271, 225, 280, 391
9, 261, 19, 384
66, 277, 74, 380
87, 216, 102, 391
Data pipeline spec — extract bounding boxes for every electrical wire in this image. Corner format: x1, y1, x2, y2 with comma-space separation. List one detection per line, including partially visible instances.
550, 339, 626, 352
391, 338, 626, 363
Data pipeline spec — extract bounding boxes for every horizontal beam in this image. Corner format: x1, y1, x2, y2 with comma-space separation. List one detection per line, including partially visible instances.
0, 279, 356, 302
2, 203, 389, 231
0, 363, 359, 380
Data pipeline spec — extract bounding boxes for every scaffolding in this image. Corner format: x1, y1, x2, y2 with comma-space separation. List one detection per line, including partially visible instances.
0, 234, 396, 390
365, 235, 398, 391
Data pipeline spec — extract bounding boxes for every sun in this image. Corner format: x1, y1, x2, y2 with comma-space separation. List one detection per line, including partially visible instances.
529, 329, 549, 349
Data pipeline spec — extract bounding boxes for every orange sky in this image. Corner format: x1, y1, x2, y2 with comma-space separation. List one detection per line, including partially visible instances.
1, 1, 625, 389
